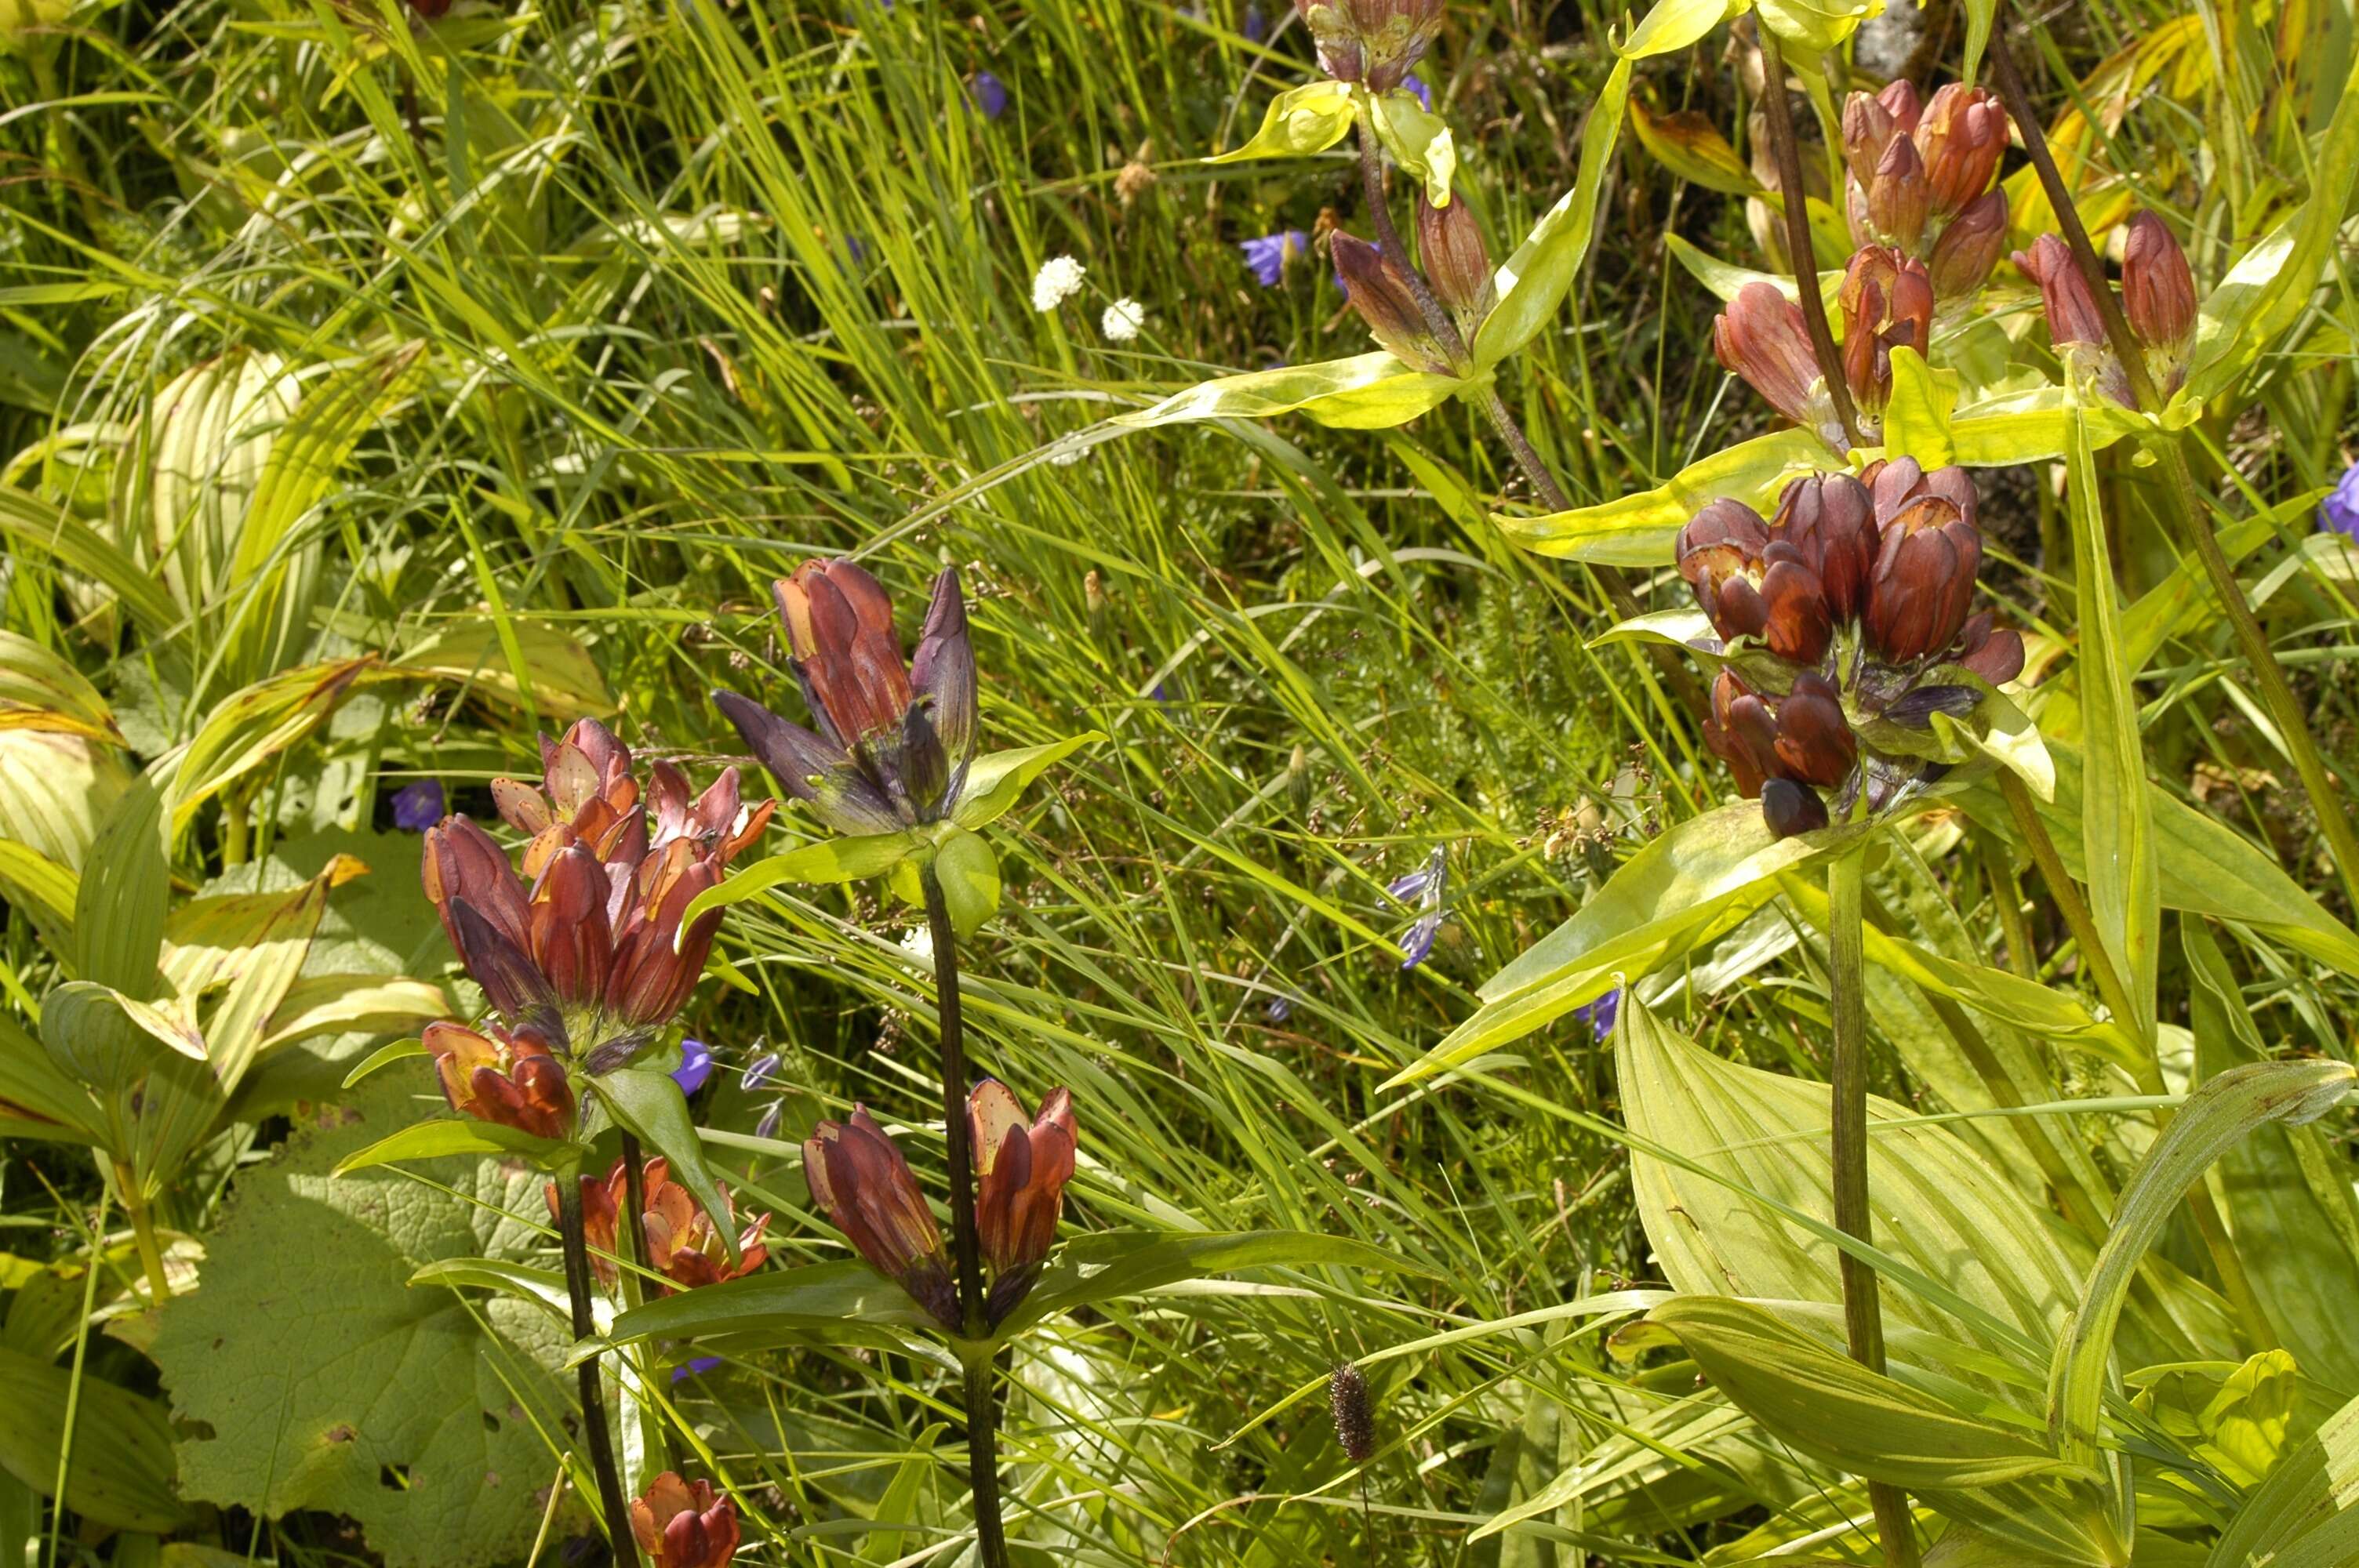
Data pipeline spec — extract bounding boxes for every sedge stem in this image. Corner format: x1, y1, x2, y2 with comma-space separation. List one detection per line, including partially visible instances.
1826, 851, 1918, 1568
922, 866, 1011, 1568
556, 1163, 638, 1566
1986, 26, 2359, 915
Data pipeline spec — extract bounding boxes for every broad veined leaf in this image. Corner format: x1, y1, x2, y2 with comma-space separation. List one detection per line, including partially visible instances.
154, 657, 378, 830
1205, 80, 1357, 165
1475, 57, 1630, 368
2205, 1388, 2359, 1568
2184, 921, 2359, 1396
2064, 391, 2159, 1041
75, 776, 169, 1000
254, 975, 445, 1058
0, 486, 180, 640
0, 630, 118, 742
153, 1080, 580, 1568
1115, 352, 1462, 432
953, 731, 1101, 830
2048, 1059, 2357, 1472
1620, 1297, 2119, 1565
1628, 99, 1756, 195
1954, 742, 2359, 982
1367, 87, 1455, 205
0, 1012, 99, 1145
1393, 803, 1885, 1083
0, 1344, 189, 1533
594, 1068, 741, 1269
1497, 428, 1830, 564
0, 837, 78, 945
1616, 996, 2086, 1363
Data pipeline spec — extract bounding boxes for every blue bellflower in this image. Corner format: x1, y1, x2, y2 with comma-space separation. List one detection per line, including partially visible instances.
1572, 988, 1620, 1042
391, 779, 445, 833
1404, 71, 1431, 111
672, 1037, 714, 1095
2320, 461, 2359, 539
1389, 846, 1451, 971
1240, 229, 1310, 288
968, 71, 1009, 120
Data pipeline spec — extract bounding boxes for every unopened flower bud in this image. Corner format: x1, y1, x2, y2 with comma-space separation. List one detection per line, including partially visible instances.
969, 1080, 1078, 1327
1771, 472, 1878, 622
1865, 136, 1931, 250
1676, 499, 1772, 644
1841, 90, 1902, 187
1706, 670, 1776, 798
1761, 776, 1830, 839
2012, 234, 2135, 405
1877, 79, 1924, 135
805, 1107, 960, 1331
1416, 195, 1495, 334
1772, 672, 1856, 787
1329, 1361, 1377, 1462
2123, 211, 2197, 390
1758, 541, 1834, 666
1837, 247, 1933, 416
632, 1472, 740, 1568
1332, 233, 1453, 374
1954, 611, 2027, 687
425, 1020, 574, 1139
1927, 188, 2008, 300
1714, 283, 1837, 443
1915, 85, 2008, 217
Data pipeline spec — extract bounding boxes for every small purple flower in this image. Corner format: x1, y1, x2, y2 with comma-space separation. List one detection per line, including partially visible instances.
753, 1101, 783, 1142
1399, 909, 1444, 971
1242, 2, 1265, 42
968, 71, 1009, 121
670, 1356, 724, 1384
1572, 988, 1621, 1042
741, 1052, 781, 1092
1239, 229, 1309, 289
391, 779, 444, 833
671, 1038, 714, 1096
1404, 72, 1431, 111
1387, 847, 1446, 904
1263, 994, 1293, 1024
2320, 462, 2359, 539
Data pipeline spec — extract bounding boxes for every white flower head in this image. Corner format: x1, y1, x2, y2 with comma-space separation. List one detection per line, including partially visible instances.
1031, 255, 1086, 312
1100, 297, 1145, 342
900, 925, 935, 961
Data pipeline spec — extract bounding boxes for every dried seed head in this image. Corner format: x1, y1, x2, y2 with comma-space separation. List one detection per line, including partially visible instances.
1329, 1361, 1376, 1462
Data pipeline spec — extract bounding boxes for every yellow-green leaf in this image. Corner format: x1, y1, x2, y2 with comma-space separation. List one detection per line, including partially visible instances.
1368, 88, 1455, 206
1497, 427, 1830, 564
1116, 353, 1462, 433
1206, 80, 1357, 165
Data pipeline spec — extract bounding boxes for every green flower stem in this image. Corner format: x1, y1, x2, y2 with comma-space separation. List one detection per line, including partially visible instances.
1753, 25, 1863, 450
921, 863, 1011, 1568
555, 1161, 638, 1566
1826, 850, 1918, 1568
1996, 771, 2275, 1345
616, 1130, 669, 1481
113, 1160, 173, 1303
1986, 27, 2359, 916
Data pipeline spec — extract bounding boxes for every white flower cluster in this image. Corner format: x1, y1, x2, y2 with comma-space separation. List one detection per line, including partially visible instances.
1030, 255, 1086, 312
1100, 298, 1145, 342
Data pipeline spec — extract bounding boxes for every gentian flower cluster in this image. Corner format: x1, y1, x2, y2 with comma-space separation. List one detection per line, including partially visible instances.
715, 561, 977, 838
419, 719, 773, 1129
1841, 82, 2011, 301
805, 1081, 1078, 1332
1332, 194, 1492, 373
545, 1156, 770, 1294
1678, 461, 2023, 837
632, 1472, 740, 1568
2015, 209, 2198, 405
1292, 0, 1442, 91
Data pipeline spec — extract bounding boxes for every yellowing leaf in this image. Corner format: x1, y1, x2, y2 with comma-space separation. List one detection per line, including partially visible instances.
1116, 353, 1461, 433
1206, 80, 1357, 165
1498, 427, 1830, 565
1877, 345, 1957, 468
1368, 88, 1455, 205
1619, 0, 1743, 58
1753, 0, 1884, 50
1629, 99, 1757, 196
1476, 58, 1631, 369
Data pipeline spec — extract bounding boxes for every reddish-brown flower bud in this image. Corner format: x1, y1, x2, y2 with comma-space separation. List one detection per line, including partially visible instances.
970, 1080, 1078, 1325
1332, 234, 1453, 374
1297, 0, 1443, 90
1865, 135, 1931, 251
1863, 454, 1981, 533
1955, 611, 2027, 686
425, 1019, 574, 1139
805, 1108, 959, 1330
1771, 472, 1879, 623
1837, 247, 1934, 416
1773, 671, 1857, 787
2012, 234, 2106, 347
1714, 284, 1837, 441
1758, 542, 1834, 666
1841, 90, 1903, 187
422, 815, 533, 982
1914, 85, 2008, 216
1416, 195, 1495, 335
1761, 776, 1830, 839
1676, 499, 1772, 644
2123, 211, 2197, 390
778, 561, 912, 747
1877, 79, 1924, 136
1927, 188, 2008, 300
1705, 670, 1778, 799
632, 1472, 740, 1568
1866, 492, 1983, 664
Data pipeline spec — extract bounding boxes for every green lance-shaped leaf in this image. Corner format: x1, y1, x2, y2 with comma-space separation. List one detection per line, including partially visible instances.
2205, 1388, 2359, 1568
0, 487, 180, 641
593, 1067, 742, 1269
332, 1115, 580, 1176
1619, 0, 1744, 60
683, 829, 926, 925
1205, 80, 1358, 166
0, 1344, 190, 1533
1665, 232, 1839, 307
1953, 740, 2359, 983
1474, 56, 1630, 369
1366, 87, 1454, 206
952, 731, 1100, 831
997, 1229, 1431, 1336
1498, 427, 1830, 565
74, 777, 168, 1000
1115, 352, 1463, 433
340, 1036, 429, 1091
2047, 1059, 2359, 1473
2065, 391, 2159, 1043
609, 1260, 946, 1348
156, 656, 379, 832
1620, 1297, 2121, 1566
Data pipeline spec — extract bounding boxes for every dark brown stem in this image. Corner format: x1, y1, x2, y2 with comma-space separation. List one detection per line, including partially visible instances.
556, 1167, 638, 1566
1754, 25, 1863, 448
921, 866, 1010, 1568
1355, 118, 1470, 371
1986, 26, 2359, 914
